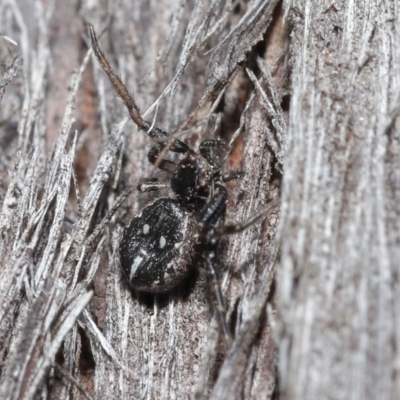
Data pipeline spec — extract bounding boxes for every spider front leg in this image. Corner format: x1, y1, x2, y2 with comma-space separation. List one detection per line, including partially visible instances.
89, 24, 154, 136
89, 23, 191, 155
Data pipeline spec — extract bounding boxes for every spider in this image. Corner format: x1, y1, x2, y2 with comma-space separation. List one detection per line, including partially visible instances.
89, 24, 277, 346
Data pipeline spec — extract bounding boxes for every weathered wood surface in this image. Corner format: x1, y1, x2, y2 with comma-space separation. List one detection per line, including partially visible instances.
0, 0, 398, 399
278, 1, 400, 399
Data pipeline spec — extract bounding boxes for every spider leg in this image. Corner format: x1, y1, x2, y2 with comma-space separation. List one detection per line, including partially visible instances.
137, 178, 170, 192
199, 192, 279, 347
198, 184, 232, 345
199, 184, 227, 230
148, 144, 176, 173
221, 170, 243, 183
89, 24, 151, 134
89, 23, 195, 177
211, 198, 280, 238
205, 252, 232, 347
199, 139, 227, 168
89, 24, 191, 152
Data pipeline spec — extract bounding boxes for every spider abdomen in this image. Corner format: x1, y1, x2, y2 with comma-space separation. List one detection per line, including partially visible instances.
119, 198, 197, 292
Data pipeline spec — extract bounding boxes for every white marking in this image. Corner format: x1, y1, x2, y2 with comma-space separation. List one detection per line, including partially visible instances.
164, 272, 171, 282
159, 236, 166, 248
143, 224, 150, 234
130, 256, 144, 280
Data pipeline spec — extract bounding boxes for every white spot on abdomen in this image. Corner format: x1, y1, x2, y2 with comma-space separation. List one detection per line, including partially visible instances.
130, 255, 144, 280
159, 236, 166, 248
143, 224, 150, 234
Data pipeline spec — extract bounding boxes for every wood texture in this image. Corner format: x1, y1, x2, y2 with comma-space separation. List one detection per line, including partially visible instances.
278, 1, 400, 399
1, 0, 398, 399
0, 0, 283, 399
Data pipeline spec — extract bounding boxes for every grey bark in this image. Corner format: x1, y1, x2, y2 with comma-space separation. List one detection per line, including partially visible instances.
278, 1, 400, 400
0, 0, 398, 399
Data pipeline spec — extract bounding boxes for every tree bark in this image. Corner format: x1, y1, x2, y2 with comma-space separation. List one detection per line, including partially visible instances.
278, 1, 400, 399
0, 0, 398, 399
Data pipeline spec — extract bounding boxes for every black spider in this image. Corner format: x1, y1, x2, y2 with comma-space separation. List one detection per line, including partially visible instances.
89, 24, 277, 346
